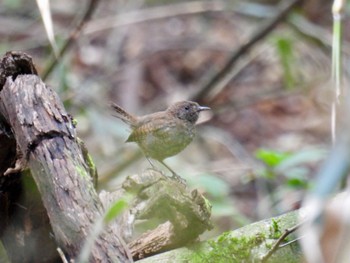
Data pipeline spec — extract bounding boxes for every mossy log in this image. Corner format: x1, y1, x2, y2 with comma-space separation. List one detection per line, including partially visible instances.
138, 210, 302, 263
0, 51, 131, 262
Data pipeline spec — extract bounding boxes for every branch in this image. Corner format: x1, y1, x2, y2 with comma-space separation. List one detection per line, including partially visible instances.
42, 0, 100, 80
191, 0, 303, 101
261, 221, 303, 262
137, 210, 301, 263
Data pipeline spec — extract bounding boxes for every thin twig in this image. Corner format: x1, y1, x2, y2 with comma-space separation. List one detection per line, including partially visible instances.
42, 0, 100, 81
261, 221, 303, 263
84, 1, 228, 35
57, 247, 69, 263
191, 0, 303, 102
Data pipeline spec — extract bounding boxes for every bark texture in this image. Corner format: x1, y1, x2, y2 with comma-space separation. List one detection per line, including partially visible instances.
0, 51, 131, 262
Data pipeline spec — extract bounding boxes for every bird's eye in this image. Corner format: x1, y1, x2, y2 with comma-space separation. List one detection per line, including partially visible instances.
184, 106, 190, 110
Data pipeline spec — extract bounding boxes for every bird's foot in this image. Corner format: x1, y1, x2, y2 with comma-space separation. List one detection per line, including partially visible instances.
170, 172, 187, 186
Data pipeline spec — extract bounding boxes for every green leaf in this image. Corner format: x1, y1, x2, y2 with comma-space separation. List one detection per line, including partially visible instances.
287, 177, 308, 189
275, 147, 327, 173
104, 199, 128, 224
255, 149, 290, 167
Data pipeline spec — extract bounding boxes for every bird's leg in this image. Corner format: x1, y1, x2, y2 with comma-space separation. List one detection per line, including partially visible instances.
145, 157, 162, 173
145, 156, 156, 168
158, 160, 186, 185
145, 157, 186, 185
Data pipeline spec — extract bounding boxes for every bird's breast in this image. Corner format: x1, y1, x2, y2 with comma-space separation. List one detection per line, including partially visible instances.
127, 119, 195, 160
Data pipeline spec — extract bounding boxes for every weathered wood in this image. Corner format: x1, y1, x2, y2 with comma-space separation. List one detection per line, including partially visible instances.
0, 51, 37, 90
129, 221, 175, 259
0, 52, 131, 262
0, 51, 57, 262
0, 51, 36, 176
119, 171, 212, 260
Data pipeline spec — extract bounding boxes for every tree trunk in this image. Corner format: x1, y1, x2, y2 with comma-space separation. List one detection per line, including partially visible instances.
0, 51, 132, 262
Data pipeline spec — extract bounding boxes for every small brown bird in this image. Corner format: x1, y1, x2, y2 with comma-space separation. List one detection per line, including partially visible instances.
111, 101, 210, 180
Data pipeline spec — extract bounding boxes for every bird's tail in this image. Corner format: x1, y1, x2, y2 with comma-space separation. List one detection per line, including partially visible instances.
111, 103, 137, 127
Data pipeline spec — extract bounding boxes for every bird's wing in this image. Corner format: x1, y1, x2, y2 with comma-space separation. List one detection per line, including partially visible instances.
126, 115, 175, 142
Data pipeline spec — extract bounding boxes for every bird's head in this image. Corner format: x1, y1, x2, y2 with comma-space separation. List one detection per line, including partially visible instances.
168, 101, 211, 124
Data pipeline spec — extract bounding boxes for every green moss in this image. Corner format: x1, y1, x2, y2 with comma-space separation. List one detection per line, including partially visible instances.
76, 165, 88, 178
186, 216, 299, 263
71, 118, 78, 127
85, 152, 96, 173
190, 231, 267, 263
85, 152, 98, 185
77, 137, 98, 187
269, 219, 282, 239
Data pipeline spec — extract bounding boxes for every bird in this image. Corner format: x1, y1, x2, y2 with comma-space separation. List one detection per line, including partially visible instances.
111, 101, 210, 181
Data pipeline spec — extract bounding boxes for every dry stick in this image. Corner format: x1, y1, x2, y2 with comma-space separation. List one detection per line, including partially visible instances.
57, 248, 69, 263
191, 0, 303, 102
42, 0, 99, 81
261, 221, 303, 263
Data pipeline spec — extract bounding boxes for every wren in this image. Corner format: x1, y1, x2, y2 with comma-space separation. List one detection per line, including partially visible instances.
111, 101, 210, 180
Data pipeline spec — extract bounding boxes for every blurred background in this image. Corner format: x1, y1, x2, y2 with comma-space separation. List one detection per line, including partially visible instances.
0, 0, 346, 239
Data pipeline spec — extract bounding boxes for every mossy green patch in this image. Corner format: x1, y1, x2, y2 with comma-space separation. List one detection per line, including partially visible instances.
76, 165, 88, 178
190, 231, 267, 263
187, 216, 298, 263
269, 219, 282, 239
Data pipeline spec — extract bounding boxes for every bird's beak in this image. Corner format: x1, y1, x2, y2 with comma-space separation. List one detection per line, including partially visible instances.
198, 106, 211, 112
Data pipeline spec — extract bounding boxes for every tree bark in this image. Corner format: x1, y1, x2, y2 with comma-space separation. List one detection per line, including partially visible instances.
0, 51, 131, 262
